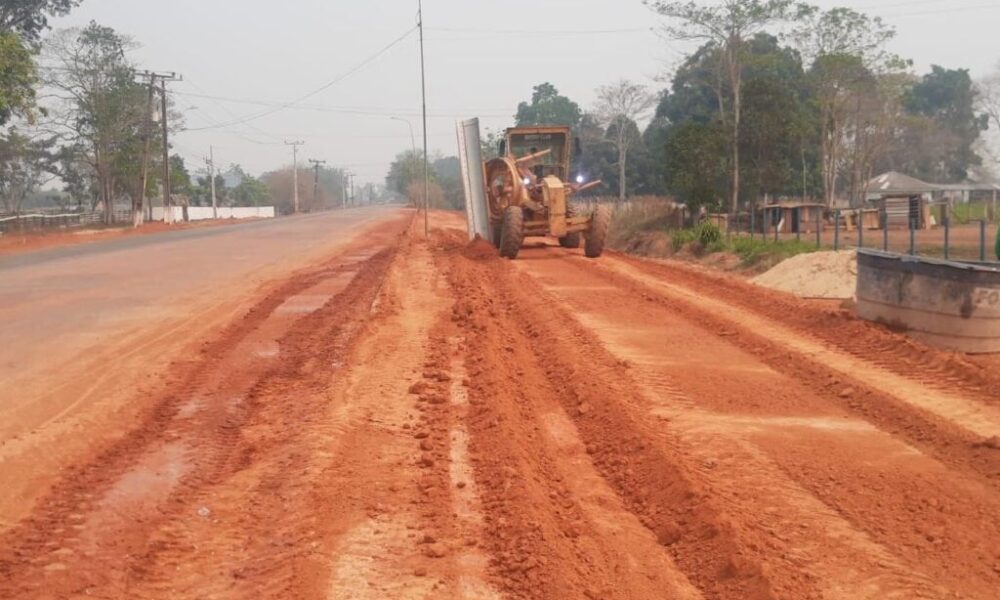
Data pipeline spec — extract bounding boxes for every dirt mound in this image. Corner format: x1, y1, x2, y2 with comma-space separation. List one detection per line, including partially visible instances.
461, 235, 498, 260
752, 250, 857, 299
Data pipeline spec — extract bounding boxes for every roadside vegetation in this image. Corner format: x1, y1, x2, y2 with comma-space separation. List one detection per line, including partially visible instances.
605, 198, 819, 270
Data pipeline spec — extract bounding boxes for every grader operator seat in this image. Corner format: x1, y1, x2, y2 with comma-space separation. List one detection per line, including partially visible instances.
509, 131, 568, 180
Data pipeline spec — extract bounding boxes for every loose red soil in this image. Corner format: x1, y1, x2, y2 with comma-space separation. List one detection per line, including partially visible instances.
1, 211, 997, 599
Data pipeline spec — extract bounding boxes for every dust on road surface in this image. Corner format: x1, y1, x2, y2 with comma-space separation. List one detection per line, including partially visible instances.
1, 210, 998, 599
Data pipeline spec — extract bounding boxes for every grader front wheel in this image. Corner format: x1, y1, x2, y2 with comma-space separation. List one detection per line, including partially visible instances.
558, 204, 582, 249
499, 205, 525, 259
584, 205, 611, 258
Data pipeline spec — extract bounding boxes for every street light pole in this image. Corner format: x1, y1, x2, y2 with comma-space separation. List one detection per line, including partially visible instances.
390, 116, 416, 155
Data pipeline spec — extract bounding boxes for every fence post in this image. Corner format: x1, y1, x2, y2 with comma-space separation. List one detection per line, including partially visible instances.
750, 208, 755, 242
796, 207, 801, 243
834, 209, 840, 251
816, 210, 821, 249
980, 219, 987, 262
883, 208, 889, 252
944, 216, 950, 260
857, 209, 864, 250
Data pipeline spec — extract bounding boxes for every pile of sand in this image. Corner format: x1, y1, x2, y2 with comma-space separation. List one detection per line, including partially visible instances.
752, 250, 857, 299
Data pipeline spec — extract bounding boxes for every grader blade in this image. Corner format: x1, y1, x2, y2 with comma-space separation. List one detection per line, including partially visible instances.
542, 176, 568, 238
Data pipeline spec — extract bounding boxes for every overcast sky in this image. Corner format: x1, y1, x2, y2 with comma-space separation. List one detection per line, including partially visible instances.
51, 0, 1000, 186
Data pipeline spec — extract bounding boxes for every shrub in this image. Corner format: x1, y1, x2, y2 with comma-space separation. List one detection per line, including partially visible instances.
694, 220, 722, 246
670, 228, 697, 251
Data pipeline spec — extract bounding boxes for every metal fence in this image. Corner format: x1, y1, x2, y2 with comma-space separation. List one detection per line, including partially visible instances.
0, 210, 132, 235
727, 207, 1000, 263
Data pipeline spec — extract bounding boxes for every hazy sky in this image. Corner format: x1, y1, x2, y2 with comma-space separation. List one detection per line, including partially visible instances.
51, 0, 1000, 186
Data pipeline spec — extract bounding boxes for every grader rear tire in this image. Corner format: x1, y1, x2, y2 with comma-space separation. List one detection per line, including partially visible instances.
558, 204, 582, 249
584, 205, 611, 258
499, 206, 525, 259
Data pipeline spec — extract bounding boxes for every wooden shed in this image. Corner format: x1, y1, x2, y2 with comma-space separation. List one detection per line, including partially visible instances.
761, 202, 826, 234
867, 172, 936, 230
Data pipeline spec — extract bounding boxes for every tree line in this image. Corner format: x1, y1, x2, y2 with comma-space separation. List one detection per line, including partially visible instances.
386, 1, 998, 215
0, 1, 359, 226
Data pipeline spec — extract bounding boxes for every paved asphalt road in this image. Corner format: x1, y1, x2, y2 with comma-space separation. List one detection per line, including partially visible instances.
0, 206, 405, 391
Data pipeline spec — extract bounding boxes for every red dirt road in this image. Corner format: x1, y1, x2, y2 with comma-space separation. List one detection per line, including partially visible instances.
1, 210, 998, 599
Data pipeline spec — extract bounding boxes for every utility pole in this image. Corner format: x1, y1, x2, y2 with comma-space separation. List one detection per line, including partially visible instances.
205, 146, 217, 219
418, 0, 429, 236
309, 159, 326, 209
138, 71, 181, 223
285, 140, 304, 213
137, 71, 180, 225
137, 73, 156, 227
342, 171, 349, 209
349, 172, 355, 207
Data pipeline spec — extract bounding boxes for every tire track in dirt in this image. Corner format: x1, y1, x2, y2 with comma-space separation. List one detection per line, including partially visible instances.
441, 236, 717, 600
509, 244, 999, 599
0, 229, 406, 598
321, 231, 501, 600
610, 253, 1000, 428
582, 253, 1000, 487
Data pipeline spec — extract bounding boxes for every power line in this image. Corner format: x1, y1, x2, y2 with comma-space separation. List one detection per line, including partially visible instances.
184, 25, 418, 132
426, 26, 651, 37
170, 89, 510, 119
181, 78, 286, 145
884, 3, 1000, 18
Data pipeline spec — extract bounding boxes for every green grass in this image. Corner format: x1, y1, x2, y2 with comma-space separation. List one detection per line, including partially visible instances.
948, 202, 991, 225
729, 237, 819, 268
603, 198, 822, 269
670, 228, 697, 251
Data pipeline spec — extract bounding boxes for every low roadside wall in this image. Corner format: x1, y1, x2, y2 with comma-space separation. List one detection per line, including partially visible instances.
856, 249, 1000, 353
152, 206, 275, 221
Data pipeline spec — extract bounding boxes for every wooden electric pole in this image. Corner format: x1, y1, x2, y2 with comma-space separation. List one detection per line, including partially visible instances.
136, 71, 180, 225
138, 71, 181, 223
137, 74, 156, 227
285, 140, 304, 213
309, 159, 326, 209
205, 146, 217, 219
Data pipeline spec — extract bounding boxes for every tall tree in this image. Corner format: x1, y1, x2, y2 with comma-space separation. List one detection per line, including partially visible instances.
0, 0, 81, 45
43, 23, 149, 224
594, 79, 656, 200
0, 33, 38, 126
903, 66, 988, 181
791, 6, 901, 206
647, 0, 802, 213
515, 83, 582, 127
980, 62, 1000, 134
647, 33, 814, 207
0, 129, 55, 216
385, 149, 429, 198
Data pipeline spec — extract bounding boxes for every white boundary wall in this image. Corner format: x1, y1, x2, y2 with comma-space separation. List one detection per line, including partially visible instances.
152, 206, 275, 221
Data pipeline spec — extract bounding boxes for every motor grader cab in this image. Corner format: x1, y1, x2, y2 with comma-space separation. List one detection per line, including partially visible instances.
484, 126, 609, 259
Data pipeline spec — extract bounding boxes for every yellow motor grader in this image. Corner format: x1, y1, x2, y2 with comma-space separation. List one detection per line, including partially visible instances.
484, 126, 609, 259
